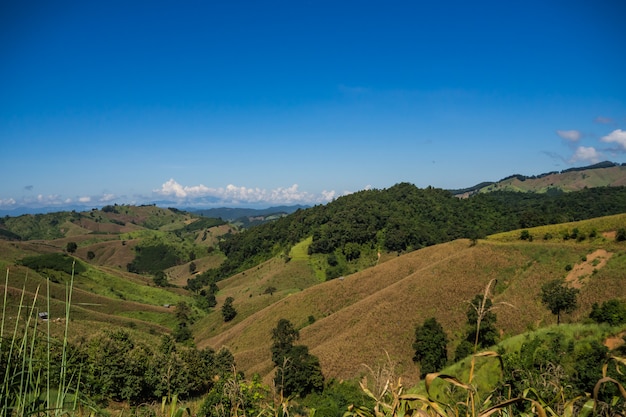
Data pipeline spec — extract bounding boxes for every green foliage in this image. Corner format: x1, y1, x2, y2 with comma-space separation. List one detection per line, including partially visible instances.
18, 253, 86, 275
617, 227, 626, 242
66, 241, 78, 253
195, 288, 217, 312
271, 319, 324, 397
83, 329, 224, 404
412, 317, 448, 377
221, 296, 237, 322
300, 379, 374, 417
3, 211, 74, 240
207, 185, 626, 282
173, 301, 193, 342
540, 279, 579, 324
589, 299, 626, 325
572, 340, 609, 393
153, 270, 168, 287
127, 243, 182, 274
271, 318, 300, 366
275, 345, 324, 398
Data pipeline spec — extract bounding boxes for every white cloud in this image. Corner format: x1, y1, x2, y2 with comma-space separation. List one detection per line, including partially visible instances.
321, 190, 337, 201
99, 193, 116, 202
157, 179, 210, 198
154, 179, 338, 206
569, 146, 602, 164
556, 130, 581, 141
79, 196, 91, 203
0, 198, 16, 207
600, 129, 626, 151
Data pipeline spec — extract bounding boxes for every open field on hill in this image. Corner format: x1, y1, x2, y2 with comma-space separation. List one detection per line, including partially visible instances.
196, 225, 626, 387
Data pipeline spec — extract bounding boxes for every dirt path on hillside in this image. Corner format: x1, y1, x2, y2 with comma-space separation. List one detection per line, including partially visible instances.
565, 249, 613, 289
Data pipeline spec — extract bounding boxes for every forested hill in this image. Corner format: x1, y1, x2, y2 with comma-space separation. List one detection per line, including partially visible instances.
191, 183, 626, 284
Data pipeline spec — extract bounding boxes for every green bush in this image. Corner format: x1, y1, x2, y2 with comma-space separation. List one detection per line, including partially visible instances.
590, 299, 626, 325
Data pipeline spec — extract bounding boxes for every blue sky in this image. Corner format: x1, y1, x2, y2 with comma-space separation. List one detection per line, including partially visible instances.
1, 0, 625, 210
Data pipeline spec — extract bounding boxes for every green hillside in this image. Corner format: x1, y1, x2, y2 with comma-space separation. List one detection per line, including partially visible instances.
453, 161, 626, 196
2, 184, 626, 415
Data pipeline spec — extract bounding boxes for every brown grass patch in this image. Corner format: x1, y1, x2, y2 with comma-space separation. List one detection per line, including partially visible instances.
195, 238, 626, 386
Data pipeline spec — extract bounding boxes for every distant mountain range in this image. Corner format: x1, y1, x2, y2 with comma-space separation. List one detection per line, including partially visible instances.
2, 162, 624, 217
190, 205, 309, 221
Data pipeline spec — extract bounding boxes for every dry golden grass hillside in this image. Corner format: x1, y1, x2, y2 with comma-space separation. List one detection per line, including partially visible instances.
196, 232, 626, 386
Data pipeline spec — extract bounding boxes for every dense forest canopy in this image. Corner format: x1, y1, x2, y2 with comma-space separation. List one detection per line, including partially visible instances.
192, 183, 626, 283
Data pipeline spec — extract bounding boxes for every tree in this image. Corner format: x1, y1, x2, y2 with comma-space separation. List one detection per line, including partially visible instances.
541, 279, 579, 324
412, 317, 448, 377
275, 345, 324, 397
271, 318, 299, 366
175, 301, 192, 325
221, 297, 237, 322
153, 270, 168, 287
66, 241, 77, 254
174, 301, 193, 342
270, 319, 324, 397
189, 261, 197, 274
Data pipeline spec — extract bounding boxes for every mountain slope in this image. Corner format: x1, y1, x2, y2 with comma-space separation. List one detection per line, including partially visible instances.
453, 162, 626, 196
195, 215, 626, 386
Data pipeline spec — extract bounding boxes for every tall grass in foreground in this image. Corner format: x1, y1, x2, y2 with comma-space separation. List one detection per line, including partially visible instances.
346, 349, 626, 417
0, 264, 91, 416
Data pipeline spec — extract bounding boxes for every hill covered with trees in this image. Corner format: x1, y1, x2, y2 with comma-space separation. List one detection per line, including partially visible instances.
190, 183, 626, 285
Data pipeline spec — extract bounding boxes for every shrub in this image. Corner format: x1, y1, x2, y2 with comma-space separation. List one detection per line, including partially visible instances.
590, 299, 626, 325
221, 297, 237, 322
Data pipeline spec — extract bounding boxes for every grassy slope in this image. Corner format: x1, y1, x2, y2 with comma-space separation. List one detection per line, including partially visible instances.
195, 215, 626, 387
0, 206, 231, 339
481, 165, 626, 193
2, 207, 625, 390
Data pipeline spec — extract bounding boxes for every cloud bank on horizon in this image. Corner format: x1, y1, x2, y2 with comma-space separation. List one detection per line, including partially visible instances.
1, 126, 626, 211
0, 180, 343, 211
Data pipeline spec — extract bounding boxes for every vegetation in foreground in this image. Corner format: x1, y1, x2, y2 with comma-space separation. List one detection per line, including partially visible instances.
2, 263, 626, 416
